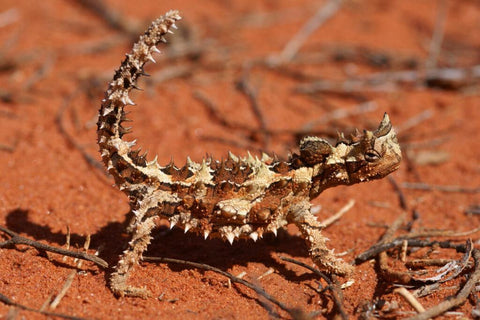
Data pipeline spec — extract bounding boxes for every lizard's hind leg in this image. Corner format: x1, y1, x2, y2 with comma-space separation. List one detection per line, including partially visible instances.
289, 201, 354, 276
110, 216, 157, 298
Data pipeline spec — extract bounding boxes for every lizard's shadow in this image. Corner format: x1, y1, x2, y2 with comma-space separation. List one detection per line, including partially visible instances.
5, 208, 317, 287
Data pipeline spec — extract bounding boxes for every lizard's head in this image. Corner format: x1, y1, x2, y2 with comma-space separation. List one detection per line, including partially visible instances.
298, 113, 402, 197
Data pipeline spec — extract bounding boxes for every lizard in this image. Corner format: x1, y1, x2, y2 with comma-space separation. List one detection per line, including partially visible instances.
96, 10, 402, 298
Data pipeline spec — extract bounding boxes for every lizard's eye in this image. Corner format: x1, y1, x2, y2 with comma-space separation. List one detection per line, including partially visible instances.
365, 150, 381, 162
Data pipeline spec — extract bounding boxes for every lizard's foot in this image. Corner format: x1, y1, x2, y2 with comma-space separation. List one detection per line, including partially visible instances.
110, 280, 151, 299
310, 247, 354, 276
110, 271, 151, 299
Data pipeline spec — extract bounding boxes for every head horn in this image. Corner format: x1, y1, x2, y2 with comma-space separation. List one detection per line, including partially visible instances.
374, 113, 392, 137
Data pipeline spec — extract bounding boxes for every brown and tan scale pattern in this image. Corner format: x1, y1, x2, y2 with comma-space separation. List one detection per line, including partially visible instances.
97, 10, 402, 298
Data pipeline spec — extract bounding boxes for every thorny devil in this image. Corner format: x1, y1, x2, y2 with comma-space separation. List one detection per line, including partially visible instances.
97, 11, 402, 298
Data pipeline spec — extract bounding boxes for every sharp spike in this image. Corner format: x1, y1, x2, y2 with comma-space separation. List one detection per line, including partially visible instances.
151, 46, 161, 54
246, 151, 255, 162
272, 228, 278, 237
261, 152, 272, 162
249, 232, 258, 242
226, 232, 235, 245
169, 220, 176, 229
146, 54, 156, 64
204, 230, 210, 240
121, 95, 135, 106
228, 151, 239, 162
184, 223, 191, 233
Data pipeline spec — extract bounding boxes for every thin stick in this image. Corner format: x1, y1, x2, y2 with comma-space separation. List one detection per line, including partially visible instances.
271, 0, 343, 64
355, 238, 467, 264
75, 0, 138, 35
425, 0, 448, 70
193, 90, 248, 130
279, 256, 348, 320
321, 199, 355, 227
388, 177, 408, 210
0, 225, 108, 268
376, 213, 412, 283
300, 101, 377, 133
396, 110, 434, 134
401, 227, 480, 239
401, 182, 480, 194
56, 90, 106, 175
0, 292, 87, 320
394, 287, 426, 313
143, 256, 293, 317
406, 249, 480, 320
50, 271, 76, 310
236, 67, 270, 149
296, 65, 480, 94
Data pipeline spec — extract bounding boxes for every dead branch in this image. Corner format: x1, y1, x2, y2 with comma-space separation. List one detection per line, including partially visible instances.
465, 204, 480, 215
269, 0, 343, 65
401, 182, 480, 194
406, 248, 480, 320
236, 66, 270, 149
280, 256, 348, 320
401, 227, 480, 239
296, 65, 480, 94
0, 225, 108, 268
300, 101, 377, 133
74, 0, 139, 36
425, 0, 447, 70
375, 213, 413, 283
56, 90, 106, 175
394, 287, 426, 313
0, 8, 19, 28
388, 177, 409, 211
396, 110, 434, 134
321, 199, 355, 227
22, 55, 56, 91
0, 292, 87, 320
355, 237, 468, 265
406, 258, 455, 269
50, 271, 76, 310
193, 90, 250, 130
143, 256, 294, 318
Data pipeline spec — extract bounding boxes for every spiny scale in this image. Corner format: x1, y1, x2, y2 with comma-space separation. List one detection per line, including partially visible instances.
97, 10, 402, 298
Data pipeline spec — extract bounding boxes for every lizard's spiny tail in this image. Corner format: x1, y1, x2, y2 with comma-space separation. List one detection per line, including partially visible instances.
97, 10, 181, 189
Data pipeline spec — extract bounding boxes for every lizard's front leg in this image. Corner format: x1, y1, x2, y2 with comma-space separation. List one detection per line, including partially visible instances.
288, 201, 354, 276
110, 215, 157, 298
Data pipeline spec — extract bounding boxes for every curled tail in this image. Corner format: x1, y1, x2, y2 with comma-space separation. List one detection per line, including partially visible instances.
97, 11, 181, 189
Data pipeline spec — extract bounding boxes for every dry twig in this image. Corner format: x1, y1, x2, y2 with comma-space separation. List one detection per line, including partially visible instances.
406, 249, 480, 320
321, 199, 355, 227
0, 292, 87, 320
401, 182, 480, 194
269, 0, 343, 65
75, 0, 139, 35
56, 90, 106, 175
425, 0, 448, 70
50, 271, 76, 310
0, 225, 107, 268
394, 287, 426, 313
280, 256, 348, 320
143, 256, 294, 318
236, 67, 270, 149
